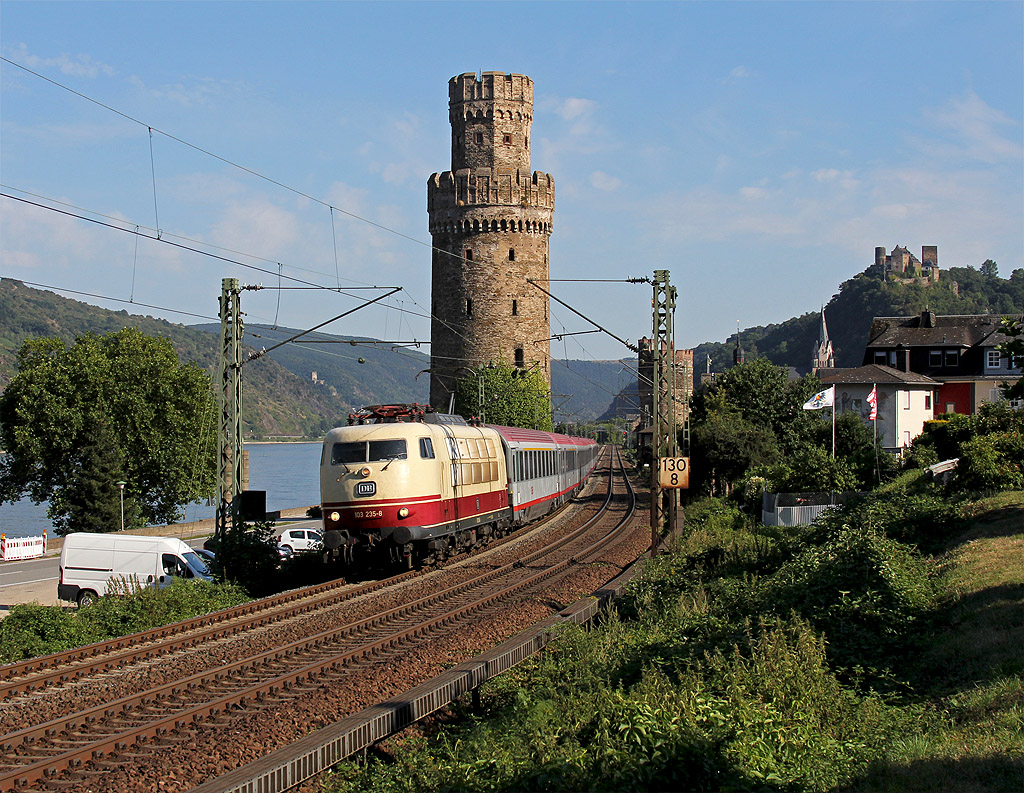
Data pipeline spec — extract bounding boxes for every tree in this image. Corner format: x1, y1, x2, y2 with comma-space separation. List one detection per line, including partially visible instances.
453, 360, 553, 430
980, 259, 999, 278
52, 416, 142, 534
998, 316, 1024, 400
0, 328, 217, 533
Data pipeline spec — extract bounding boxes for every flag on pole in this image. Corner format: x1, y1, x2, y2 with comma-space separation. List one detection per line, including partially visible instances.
802, 386, 835, 410
867, 384, 878, 420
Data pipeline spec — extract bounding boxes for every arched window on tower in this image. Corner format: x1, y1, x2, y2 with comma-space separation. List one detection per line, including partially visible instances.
509, 249, 515, 262
512, 300, 518, 316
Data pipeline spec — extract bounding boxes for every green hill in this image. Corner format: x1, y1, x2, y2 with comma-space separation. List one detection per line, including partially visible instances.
695, 263, 1024, 372
0, 279, 374, 439
0, 280, 627, 433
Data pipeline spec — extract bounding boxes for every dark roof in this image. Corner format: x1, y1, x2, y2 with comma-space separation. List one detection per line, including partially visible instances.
865, 311, 1022, 349
819, 364, 939, 386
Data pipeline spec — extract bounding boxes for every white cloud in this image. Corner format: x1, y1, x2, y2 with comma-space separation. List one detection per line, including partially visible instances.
590, 171, 621, 192
5, 43, 116, 79
722, 66, 751, 84
553, 97, 597, 122
918, 89, 1023, 164
739, 186, 768, 200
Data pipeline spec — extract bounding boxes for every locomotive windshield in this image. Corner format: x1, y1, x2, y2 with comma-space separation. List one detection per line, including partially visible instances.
332, 439, 408, 465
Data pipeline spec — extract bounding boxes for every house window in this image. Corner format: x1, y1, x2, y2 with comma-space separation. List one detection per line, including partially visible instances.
925, 394, 932, 410
929, 350, 943, 367
987, 350, 1002, 368
904, 391, 911, 409
945, 403, 955, 414
945, 350, 959, 366
873, 351, 887, 364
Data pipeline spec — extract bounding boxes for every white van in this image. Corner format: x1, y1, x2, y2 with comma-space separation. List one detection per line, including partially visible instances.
58, 533, 213, 607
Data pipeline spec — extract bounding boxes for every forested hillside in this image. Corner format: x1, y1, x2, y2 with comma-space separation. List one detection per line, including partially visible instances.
0, 279, 368, 438
0, 280, 628, 432
696, 262, 1024, 372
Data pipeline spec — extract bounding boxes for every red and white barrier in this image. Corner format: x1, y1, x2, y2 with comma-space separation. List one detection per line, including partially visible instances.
0, 530, 47, 561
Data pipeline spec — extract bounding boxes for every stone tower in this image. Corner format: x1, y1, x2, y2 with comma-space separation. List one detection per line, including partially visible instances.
427, 72, 554, 411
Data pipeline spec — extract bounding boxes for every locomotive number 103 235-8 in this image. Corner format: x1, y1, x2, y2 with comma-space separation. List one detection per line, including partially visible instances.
353, 509, 384, 519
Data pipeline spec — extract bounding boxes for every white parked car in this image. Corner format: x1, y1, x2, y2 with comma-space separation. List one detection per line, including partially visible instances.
277, 528, 323, 553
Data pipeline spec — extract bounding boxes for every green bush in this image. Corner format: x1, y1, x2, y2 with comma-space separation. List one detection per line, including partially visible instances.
0, 578, 249, 663
0, 604, 99, 663
756, 526, 937, 675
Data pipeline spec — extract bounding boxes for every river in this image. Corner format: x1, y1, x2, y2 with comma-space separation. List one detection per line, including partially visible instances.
0, 443, 322, 539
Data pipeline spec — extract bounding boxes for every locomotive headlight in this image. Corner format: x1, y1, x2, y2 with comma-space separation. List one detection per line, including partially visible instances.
360, 466, 372, 478
398, 507, 410, 519
329, 511, 341, 522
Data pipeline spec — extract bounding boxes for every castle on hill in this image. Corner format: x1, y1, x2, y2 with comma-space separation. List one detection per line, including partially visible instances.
875, 244, 940, 284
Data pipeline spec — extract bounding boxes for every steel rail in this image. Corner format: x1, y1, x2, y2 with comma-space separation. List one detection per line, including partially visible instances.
0, 451, 620, 790
0, 455, 596, 700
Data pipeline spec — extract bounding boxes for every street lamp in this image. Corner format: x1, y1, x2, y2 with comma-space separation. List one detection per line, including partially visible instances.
116, 481, 126, 532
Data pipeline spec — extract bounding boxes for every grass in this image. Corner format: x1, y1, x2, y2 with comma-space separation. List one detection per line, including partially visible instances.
846, 492, 1024, 792
321, 491, 1024, 793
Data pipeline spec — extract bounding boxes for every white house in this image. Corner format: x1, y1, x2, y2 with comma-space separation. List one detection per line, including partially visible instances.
819, 364, 939, 452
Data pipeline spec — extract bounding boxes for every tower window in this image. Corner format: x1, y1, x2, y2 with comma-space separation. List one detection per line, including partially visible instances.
509, 248, 515, 262
465, 249, 473, 261
512, 300, 518, 316
475, 132, 483, 144
503, 133, 512, 145
515, 348, 525, 369
466, 298, 473, 317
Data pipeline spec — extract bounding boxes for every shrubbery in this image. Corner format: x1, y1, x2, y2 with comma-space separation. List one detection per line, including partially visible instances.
0, 578, 248, 664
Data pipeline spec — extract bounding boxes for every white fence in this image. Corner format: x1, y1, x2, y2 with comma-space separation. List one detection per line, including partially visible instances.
0, 532, 47, 561
761, 493, 853, 527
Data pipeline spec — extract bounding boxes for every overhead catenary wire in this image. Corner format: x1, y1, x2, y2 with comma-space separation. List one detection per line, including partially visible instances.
3, 56, 652, 386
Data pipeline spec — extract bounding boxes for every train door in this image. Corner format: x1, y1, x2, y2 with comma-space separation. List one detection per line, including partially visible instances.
439, 426, 461, 529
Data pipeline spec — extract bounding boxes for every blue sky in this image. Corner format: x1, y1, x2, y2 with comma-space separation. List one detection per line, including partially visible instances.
2, 1, 1021, 363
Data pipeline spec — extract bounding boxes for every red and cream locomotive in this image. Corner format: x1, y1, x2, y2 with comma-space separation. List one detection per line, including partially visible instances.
320, 404, 598, 568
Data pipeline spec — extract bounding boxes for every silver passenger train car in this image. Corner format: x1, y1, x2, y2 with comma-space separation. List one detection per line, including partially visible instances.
320, 404, 598, 568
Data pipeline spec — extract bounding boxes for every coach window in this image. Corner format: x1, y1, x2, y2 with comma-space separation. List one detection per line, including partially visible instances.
419, 438, 435, 459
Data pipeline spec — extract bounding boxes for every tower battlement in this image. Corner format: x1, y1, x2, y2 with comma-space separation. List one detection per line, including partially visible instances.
427, 169, 554, 216
449, 72, 534, 104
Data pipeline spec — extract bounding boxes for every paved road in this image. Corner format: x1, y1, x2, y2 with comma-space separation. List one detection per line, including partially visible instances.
0, 518, 320, 617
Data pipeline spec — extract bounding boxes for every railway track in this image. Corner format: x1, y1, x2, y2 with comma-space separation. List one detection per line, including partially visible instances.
0, 447, 643, 792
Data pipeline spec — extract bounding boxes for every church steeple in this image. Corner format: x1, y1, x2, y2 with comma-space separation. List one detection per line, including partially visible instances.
733, 321, 745, 366
811, 307, 835, 371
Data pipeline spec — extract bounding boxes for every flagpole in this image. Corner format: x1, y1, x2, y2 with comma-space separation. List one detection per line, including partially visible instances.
873, 383, 880, 483
832, 399, 836, 459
